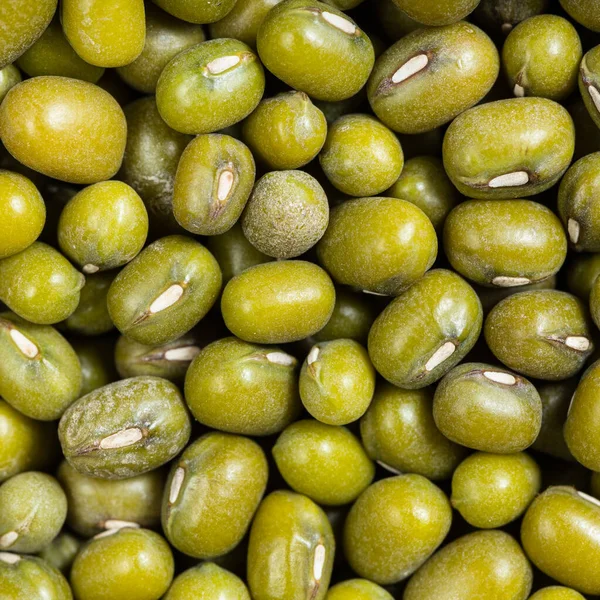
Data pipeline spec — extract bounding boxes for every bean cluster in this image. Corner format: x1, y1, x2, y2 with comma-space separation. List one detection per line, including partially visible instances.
2, 1, 600, 599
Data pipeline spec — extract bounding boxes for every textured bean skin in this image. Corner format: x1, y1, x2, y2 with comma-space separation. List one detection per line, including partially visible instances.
503, 15, 582, 100
61, 0, 146, 68
451, 452, 541, 528
521, 486, 600, 595
473, 0, 548, 36
485, 290, 593, 380
580, 45, 600, 129
404, 531, 532, 600
0, 77, 127, 184
368, 22, 499, 134
173, 134, 255, 236
70, 528, 174, 600
58, 461, 164, 538
65, 272, 117, 337
221, 261, 336, 344
242, 170, 329, 259
309, 288, 376, 345
317, 197, 437, 296
320, 114, 403, 197
393, 0, 480, 25
361, 384, 467, 480
0, 65, 21, 102
564, 360, 600, 470
368, 269, 482, 388
205, 222, 272, 283
0, 313, 82, 421
326, 579, 394, 600
444, 200, 567, 286
0, 242, 84, 325
0, 400, 58, 482
273, 420, 375, 505
153, 0, 238, 24
528, 588, 586, 600
59, 376, 191, 479
299, 339, 375, 425
114, 331, 202, 383
0, 0, 57, 68
386, 156, 458, 231
257, 0, 374, 102
2, 3, 600, 596
0, 472, 67, 553
0, 170, 45, 259
343, 475, 452, 585
433, 363, 542, 453
107, 235, 222, 346
209, 0, 282, 48
162, 433, 268, 559
156, 39, 265, 134
185, 337, 300, 435
443, 98, 575, 199
164, 563, 251, 600
58, 181, 148, 272
561, 0, 600, 32
16, 18, 105, 82
558, 152, 600, 252
0, 554, 72, 600
247, 490, 335, 600
243, 91, 327, 170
